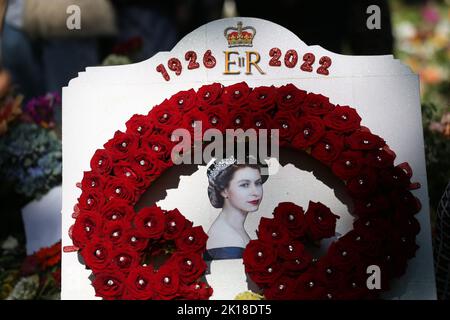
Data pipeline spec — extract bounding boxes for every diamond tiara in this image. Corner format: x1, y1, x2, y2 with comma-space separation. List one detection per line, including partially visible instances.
208, 156, 237, 181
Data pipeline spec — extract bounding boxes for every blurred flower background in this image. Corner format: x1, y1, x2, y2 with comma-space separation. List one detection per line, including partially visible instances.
0, 0, 448, 299
391, 0, 450, 227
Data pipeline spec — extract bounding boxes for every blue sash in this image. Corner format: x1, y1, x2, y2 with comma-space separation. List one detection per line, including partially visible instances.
204, 247, 245, 261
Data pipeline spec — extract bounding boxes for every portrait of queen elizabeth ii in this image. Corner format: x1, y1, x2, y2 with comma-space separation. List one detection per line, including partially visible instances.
204, 155, 268, 261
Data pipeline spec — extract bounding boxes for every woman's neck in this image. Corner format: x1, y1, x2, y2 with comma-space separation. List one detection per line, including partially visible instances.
220, 203, 248, 231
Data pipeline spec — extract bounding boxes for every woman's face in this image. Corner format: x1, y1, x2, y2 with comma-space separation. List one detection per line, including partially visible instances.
221, 166, 263, 213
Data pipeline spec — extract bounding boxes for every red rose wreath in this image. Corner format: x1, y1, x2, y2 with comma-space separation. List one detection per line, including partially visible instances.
67, 82, 421, 300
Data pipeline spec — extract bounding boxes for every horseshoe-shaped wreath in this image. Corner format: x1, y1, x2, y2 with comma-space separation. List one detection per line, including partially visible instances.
68, 82, 421, 300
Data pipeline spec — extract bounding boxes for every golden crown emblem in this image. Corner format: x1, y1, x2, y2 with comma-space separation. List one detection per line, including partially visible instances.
224, 21, 256, 47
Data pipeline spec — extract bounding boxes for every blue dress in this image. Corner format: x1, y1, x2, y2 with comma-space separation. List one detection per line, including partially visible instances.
204, 247, 245, 261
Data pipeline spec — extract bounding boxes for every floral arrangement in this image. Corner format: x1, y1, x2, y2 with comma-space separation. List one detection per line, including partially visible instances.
71, 205, 212, 300
243, 202, 341, 299
0, 238, 61, 300
0, 122, 62, 199
68, 82, 421, 300
22, 92, 61, 129
393, 2, 449, 105
102, 36, 144, 66
393, 2, 449, 213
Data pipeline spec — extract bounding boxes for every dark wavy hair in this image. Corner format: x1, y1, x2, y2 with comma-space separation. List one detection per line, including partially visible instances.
207, 162, 268, 208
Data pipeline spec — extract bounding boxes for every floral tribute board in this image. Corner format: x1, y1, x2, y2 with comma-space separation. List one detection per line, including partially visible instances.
62, 18, 436, 300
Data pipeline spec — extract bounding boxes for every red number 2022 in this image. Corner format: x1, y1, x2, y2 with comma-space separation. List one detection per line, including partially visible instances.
269, 48, 332, 76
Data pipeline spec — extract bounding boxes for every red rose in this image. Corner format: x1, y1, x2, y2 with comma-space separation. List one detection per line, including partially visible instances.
102, 219, 130, 246
100, 198, 134, 222
197, 83, 223, 109
389, 231, 419, 261
379, 165, 411, 190
181, 106, 209, 137
222, 82, 251, 107
352, 195, 390, 218
82, 237, 113, 272
168, 252, 207, 284
257, 218, 290, 246
164, 208, 193, 240
151, 265, 180, 299
366, 146, 396, 168
123, 228, 150, 252
311, 132, 344, 165
345, 129, 385, 150
125, 265, 155, 300
175, 226, 208, 253
90, 149, 113, 175
276, 83, 307, 112
78, 190, 105, 212
104, 130, 139, 161
92, 270, 125, 300
326, 240, 359, 271
131, 148, 166, 179
247, 112, 273, 131
393, 213, 420, 238
226, 109, 252, 130
347, 168, 378, 199
71, 211, 103, 249
323, 105, 361, 132
264, 276, 297, 300
301, 93, 334, 116
167, 89, 197, 113
353, 217, 389, 243
273, 202, 306, 238
337, 267, 372, 300
331, 151, 364, 180
278, 241, 312, 273
104, 177, 136, 203
81, 171, 105, 191
204, 104, 228, 132
243, 239, 278, 272
377, 248, 408, 280
135, 206, 166, 239
293, 270, 326, 300
272, 111, 299, 142
113, 161, 145, 189
333, 230, 382, 259
247, 261, 284, 287
125, 114, 154, 137
248, 86, 277, 112
178, 282, 213, 300
383, 247, 415, 278
148, 100, 182, 129
277, 240, 307, 260
141, 132, 174, 162
390, 189, 421, 216
315, 256, 348, 286
304, 201, 340, 241
110, 248, 141, 273
292, 116, 325, 149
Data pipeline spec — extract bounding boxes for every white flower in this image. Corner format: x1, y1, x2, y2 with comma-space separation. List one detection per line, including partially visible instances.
394, 22, 416, 40
1, 236, 19, 251
6, 275, 39, 300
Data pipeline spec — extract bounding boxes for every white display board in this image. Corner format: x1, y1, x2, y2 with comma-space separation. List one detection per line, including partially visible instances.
62, 17, 436, 300
22, 185, 62, 255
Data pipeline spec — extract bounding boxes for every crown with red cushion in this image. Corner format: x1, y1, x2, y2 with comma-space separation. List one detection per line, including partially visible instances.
224, 21, 256, 47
